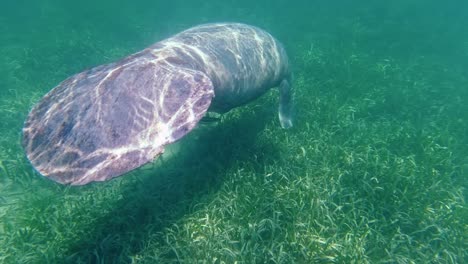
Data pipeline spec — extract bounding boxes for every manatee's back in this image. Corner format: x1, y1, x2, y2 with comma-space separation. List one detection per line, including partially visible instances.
150, 23, 291, 113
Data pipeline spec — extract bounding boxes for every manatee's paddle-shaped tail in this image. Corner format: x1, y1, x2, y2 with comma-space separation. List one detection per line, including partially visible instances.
22, 51, 214, 185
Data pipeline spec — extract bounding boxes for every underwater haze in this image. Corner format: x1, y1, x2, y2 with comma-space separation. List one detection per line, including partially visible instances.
0, 0, 466, 263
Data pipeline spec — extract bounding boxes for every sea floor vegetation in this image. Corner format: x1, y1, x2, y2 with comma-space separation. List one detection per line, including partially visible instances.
0, 1, 466, 263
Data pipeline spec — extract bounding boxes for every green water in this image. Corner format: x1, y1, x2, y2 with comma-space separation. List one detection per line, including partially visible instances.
0, 0, 466, 263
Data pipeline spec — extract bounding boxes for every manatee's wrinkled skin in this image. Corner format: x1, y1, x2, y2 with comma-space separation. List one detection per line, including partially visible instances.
22, 23, 293, 185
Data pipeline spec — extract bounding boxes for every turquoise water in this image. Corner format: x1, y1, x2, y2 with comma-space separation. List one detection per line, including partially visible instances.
0, 1, 466, 263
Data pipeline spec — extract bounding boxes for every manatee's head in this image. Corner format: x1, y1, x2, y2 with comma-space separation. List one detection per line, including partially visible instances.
22, 51, 214, 185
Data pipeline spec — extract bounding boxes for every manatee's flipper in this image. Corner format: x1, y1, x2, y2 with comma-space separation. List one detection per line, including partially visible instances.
22, 53, 214, 185
200, 112, 222, 124
278, 79, 293, 128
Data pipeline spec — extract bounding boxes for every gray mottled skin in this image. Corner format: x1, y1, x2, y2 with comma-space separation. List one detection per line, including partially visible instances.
22, 23, 293, 185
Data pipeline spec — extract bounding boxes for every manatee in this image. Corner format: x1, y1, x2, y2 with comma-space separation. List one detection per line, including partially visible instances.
22, 23, 293, 185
